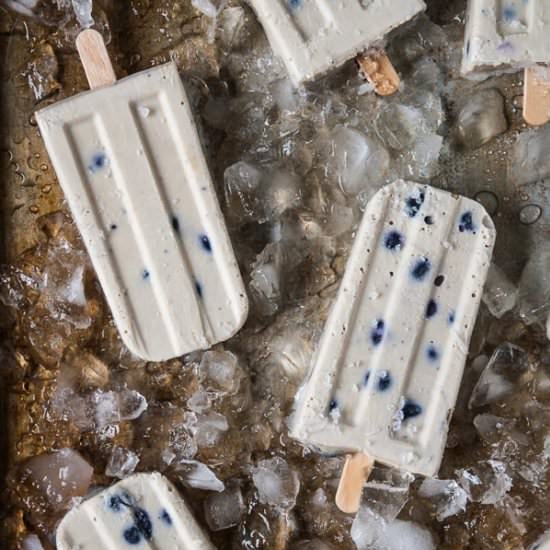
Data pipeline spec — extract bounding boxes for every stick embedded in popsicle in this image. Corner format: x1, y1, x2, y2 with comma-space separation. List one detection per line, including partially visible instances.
356, 50, 401, 97
523, 66, 550, 127
36, 31, 248, 361
247, 0, 425, 92
290, 181, 496, 514
461, 0, 550, 126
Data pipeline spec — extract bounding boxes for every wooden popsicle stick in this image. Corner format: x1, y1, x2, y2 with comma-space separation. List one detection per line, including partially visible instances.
335, 452, 375, 514
523, 66, 550, 127
75, 29, 117, 90
356, 51, 400, 97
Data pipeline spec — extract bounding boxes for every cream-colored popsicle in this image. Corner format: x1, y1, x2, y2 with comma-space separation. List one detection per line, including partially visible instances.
56, 472, 214, 549
247, 0, 426, 85
36, 33, 248, 361
462, 0, 550, 77
461, 0, 550, 125
291, 181, 496, 478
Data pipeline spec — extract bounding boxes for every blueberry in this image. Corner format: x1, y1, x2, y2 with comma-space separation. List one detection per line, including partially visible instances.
142, 269, 150, 280
89, 152, 108, 173
427, 345, 439, 361
405, 191, 425, 217
133, 508, 153, 541
110, 223, 118, 230
199, 234, 212, 253
384, 230, 404, 251
123, 526, 141, 545
411, 257, 431, 281
160, 509, 173, 525
377, 370, 391, 392
401, 400, 422, 420
426, 299, 438, 319
458, 211, 475, 233
448, 311, 456, 325
109, 495, 124, 512
370, 319, 385, 346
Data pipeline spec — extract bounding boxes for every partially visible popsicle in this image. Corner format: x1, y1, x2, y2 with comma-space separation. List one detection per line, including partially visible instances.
56, 472, 214, 549
247, 0, 426, 90
290, 181, 496, 511
36, 30, 248, 361
461, 0, 550, 125
530, 531, 550, 550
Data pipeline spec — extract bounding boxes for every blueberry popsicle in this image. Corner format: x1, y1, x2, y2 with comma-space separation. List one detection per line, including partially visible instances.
36, 30, 248, 361
461, 0, 550, 125
290, 181, 495, 509
247, 0, 426, 90
56, 472, 215, 549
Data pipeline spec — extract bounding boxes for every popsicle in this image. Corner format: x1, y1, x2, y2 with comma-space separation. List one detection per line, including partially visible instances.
36, 30, 248, 361
461, 0, 550, 125
530, 531, 550, 550
56, 472, 214, 549
247, 0, 426, 93
290, 180, 496, 512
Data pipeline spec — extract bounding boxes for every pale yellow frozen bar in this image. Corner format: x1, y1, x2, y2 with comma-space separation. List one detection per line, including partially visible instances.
36, 62, 248, 361
291, 181, 496, 477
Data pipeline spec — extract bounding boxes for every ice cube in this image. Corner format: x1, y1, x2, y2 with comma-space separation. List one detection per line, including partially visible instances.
458, 461, 512, 505
482, 264, 518, 319
361, 467, 414, 521
251, 456, 300, 510
512, 126, 550, 186
199, 349, 240, 393
456, 89, 508, 149
374, 104, 427, 151
351, 507, 435, 550
224, 161, 265, 223
327, 126, 390, 196
118, 389, 148, 420
263, 169, 302, 221
518, 244, 550, 325
190, 411, 229, 447
18, 449, 93, 513
473, 414, 517, 445
418, 478, 469, 520
250, 244, 282, 317
22, 534, 44, 550
26, 42, 60, 101
191, 0, 219, 18
178, 459, 225, 492
204, 483, 245, 531
187, 389, 212, 413
71, 0, 93, 27
469, 343, 530, 408
105, 446, 139, 479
